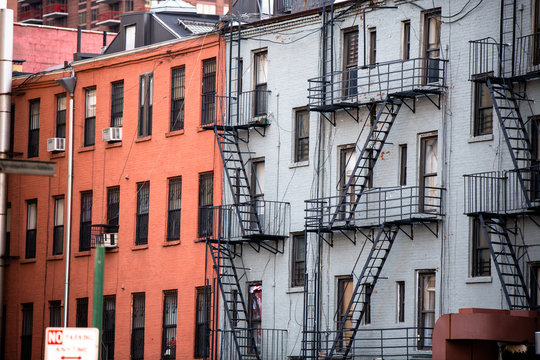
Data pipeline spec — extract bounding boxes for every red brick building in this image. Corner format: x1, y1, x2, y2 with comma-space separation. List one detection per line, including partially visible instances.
5, 31, 223, 360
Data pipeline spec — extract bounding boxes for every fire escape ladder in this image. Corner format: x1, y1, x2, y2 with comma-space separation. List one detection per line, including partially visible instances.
329, 98, 402, 226
208, 241, 260, 359
215, 127, 262, 237
302, 272, 320, 360
478, 214, 532, 310
326, 225, 399, 359
486, 78, 533, 207
499, 0, 516, 77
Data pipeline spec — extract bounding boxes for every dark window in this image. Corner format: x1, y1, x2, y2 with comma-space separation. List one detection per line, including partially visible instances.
9, 104, 14, 159
534, 0, 540, 66
294, 110, 309, 162
236, 58, 243, 96
530, 263, 540, 308
419, 135, 438, 212
162, 291, 177, 360
336, 277, 353, 351
399, 144, 407, 186
250, 159, 264, 201
417, 271, 435, 349
102, 295, 116, 360
171, 67, 185, 131
402, 21, 410, 60
79, 191, 92, 252
397, 281, 405, 323
364, 283, 373, 325
531, 116, 540, 200
56, 94, 66, 138
125, 0, 134, 11
91, 8, 98, 22
107, 187, 120, 227
138, 73, 153, 137
338, 146, 357, 220
25, 200, 37, 259
131, 293, 145, 360
21, 303, 33, 360
253, 50, 268, 116
136, 183, 149, 245
248, 284, 262, 353
194, 287, 210, 358
53, 197, 64, 256
28, 99, 39, 158
201, 58, 216, 126
111, 81, 124, 127
423, 9, 441, 83
167, 178, 181, 241
291, 234, 306, 287
49, 300, 61, 327
472, 219, 491, 277
369, 28, 376, 65
85, 87, 96, 147
198, 173, 213, 238
76, 298, 88, 327
6, 205, 10, 258
343, 28, 358, 97
473, 81, 493, 136
78, 11, 86, 26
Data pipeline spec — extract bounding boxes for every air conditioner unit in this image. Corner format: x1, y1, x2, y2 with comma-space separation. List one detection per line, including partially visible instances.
102, 233, 118, 248
47, 137, 65, 152
103, 127, 122, 142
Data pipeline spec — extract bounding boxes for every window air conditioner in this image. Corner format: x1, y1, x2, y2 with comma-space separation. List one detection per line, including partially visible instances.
103, 127, 122, 142
102, 233, 118, 248
47, 138, 65, 152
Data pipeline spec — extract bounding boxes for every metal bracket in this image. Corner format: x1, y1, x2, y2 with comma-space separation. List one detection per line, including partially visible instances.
321, 112, 335, 126
425, 94, 441, 110
421, 221, 439, 238
399, 97, 416, 113
398, 224, 414, 240
343, 107, 360, 123
319, 232, 333, 247
338, 229, 356, 245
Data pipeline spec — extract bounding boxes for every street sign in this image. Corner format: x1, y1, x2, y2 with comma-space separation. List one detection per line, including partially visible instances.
0, 158, 56, 176
44, 327, 99, 360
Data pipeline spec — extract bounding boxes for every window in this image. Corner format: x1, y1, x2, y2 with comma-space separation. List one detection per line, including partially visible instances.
162, 291, 177, 360
251, 159, 264, 201
236, 58, 243, 96
342, 28, 358, 97
78, 11, 86, 27
167, 178, 181, 241
102, 295, 116, 360
125, 0, 134, 12
125, 25, 136, 50
472, 219, 491, 277
530, 263, 540, 307
369, 28, 377, 65
399, 144, 407, 186
194, 287, 210, 358
21, 303, 33, 360
473, 81, 493, 136
402, 20, 411, 60
91, 8, 98, 22
107, 187, 120, 227
419, 134, 438, 212
49, 300, 61, 327
26, 200, 37, 259
397, 281, 405, 323
84, 87, 96, 147
56, 94, 66, 138
111, 81, 124, 127
336, 277, 353, 351
248, 283, 262, 352
76, 298, 88, 327
417, 271, 435, 349
294, 110, 309, 162
131, 293, 145, 360
136, 182, 149, 245
253, 50, 268, 116
79, 191, 92, 252
171, 67, 185, 131
198, 173, 213, 238
201, 58, 216, 126
53, 197, 64, 256
364, 283, 373, 325
338, 146, 357, 219
138, 73, 153, 137
423, 9, 441, 83
531, 116, 540, 200
6, 205, 10, 257
291, 234, 306, 287
28, 99, 39, 158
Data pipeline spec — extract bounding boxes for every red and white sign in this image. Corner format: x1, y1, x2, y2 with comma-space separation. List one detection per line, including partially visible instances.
44, 327, 99, 360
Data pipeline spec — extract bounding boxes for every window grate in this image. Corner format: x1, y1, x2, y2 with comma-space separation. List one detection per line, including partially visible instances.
136, 183, 149, 245
28, 99, 40, 158
107, 187, 120, 226
79, 192, 92, 251
138, 73, 153, 137
102, 295, 116, 360
111, 81, 124, 127
201, 58, 216, 125
131, 293, 145, 360
171, 67, 185, 131
167, 178, 181, 241
162, 291, 177, 360
56, 94, 66, 138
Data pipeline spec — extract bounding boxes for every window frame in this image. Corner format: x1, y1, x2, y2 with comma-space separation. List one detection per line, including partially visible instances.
171, 66, 185, 132
471, 218, 491, 277
396, 281, 405, 323
294, 109, 309, 163
111, 81, 124, 127
368, 27, 377, 65
291, 233, 306, 287
198, 172, 214, 238
417, 271, 435, 350
79, 191, 92, 252
131, 293, 145, 360
102, 295, 116, 360
21, 303, 33, 360
25, 199, 37, 259
399, 144, 407, 186
194, 286, 210, 358
136, 182, 150, 245
167, 177, 182, 241
336, 276, 353, 351
28, 99, 40, 158
419, 133, 438, 212
49, 300, 62, 327
162, 290, 178, 360
402, 20, 411, 60
84, 87, 96, 147
76, 297, 88, 327
138, 73, 153, 137
201, 58, 216, 126
107, 187, 120, 227
56, 93, 67, 138
253, 50, 268, 116
53, 196, 64, 256
247, 283, 262, 354
342, 27, 358, 97
472, 79, 493, 137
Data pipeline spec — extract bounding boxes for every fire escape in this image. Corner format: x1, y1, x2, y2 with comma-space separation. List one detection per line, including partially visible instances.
199, 21, 290, 360
465, 0, 540, 310
302, 2, 447, 359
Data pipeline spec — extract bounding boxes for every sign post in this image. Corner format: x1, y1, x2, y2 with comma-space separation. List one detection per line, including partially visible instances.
44, 327, 99, 360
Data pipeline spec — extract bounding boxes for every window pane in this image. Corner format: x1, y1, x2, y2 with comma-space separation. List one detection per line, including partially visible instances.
255, 51, 268, 85
162, 291, 177, 360
27, 201, 37, 230
107, 187, 120, 226
85, 88, 96, 118
171, 67, 185, 131
111, 81, 124, 127
55, 197, 64, 226
102, 296, 116, 360
131, 293, 145, 360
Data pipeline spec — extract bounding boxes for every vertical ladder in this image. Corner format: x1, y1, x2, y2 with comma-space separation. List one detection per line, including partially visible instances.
329, 98, 402, 226
478, 214, 532, 309
320, 0, 335, 107
499, 0, 516, 77
208, 241, 261, 359
326, 225, 399, 359
227, 21, 242, 127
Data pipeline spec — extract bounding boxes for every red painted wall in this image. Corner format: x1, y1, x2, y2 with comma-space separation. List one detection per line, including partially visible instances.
6, 33, 224, 360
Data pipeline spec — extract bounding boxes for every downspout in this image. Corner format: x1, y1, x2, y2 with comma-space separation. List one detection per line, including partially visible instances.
0, 1, 12, 344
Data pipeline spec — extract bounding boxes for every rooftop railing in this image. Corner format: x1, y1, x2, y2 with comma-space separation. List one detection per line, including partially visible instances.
43, 2, 67, 15
19, 9, 42, 21
97, 10, 122, 22
217, 328, 287, 360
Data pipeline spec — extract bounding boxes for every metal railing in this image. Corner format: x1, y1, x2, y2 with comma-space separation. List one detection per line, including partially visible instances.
90, 224, 119, 248
218, 328, 287, 360
308, 57, 447, 110
515, 32, 540, 77
305, 186, 445, 230
274, 0, 292, 13
469, 38, 508, 79
198, 201, 290, 241
464, 166, 540, 215
201, 90, 271, 128
43, 2, 67, 15
19, 9, 42, 21
97, 10, 122, 22
316, 327, 432, 359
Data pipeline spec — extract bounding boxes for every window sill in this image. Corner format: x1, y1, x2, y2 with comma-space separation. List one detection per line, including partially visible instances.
131, 244, 148, 251
468, 134, 493, 143
466, 276, 492, 284
135, 136, 151, 143
287, 286, 305, 294
289, 160, 309, 169
105, 141, 122, 149
163, 240, 181, 247
50, 152, 66, 159
165, 129, 184, 138
47, 255, 64, 261
20, 258, 36, 264
74, 251, 91, 257
78, 146, 95, 153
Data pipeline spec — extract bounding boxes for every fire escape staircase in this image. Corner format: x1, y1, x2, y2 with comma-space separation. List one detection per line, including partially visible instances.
329, 97, 403, 227
326, 225, 399, 359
